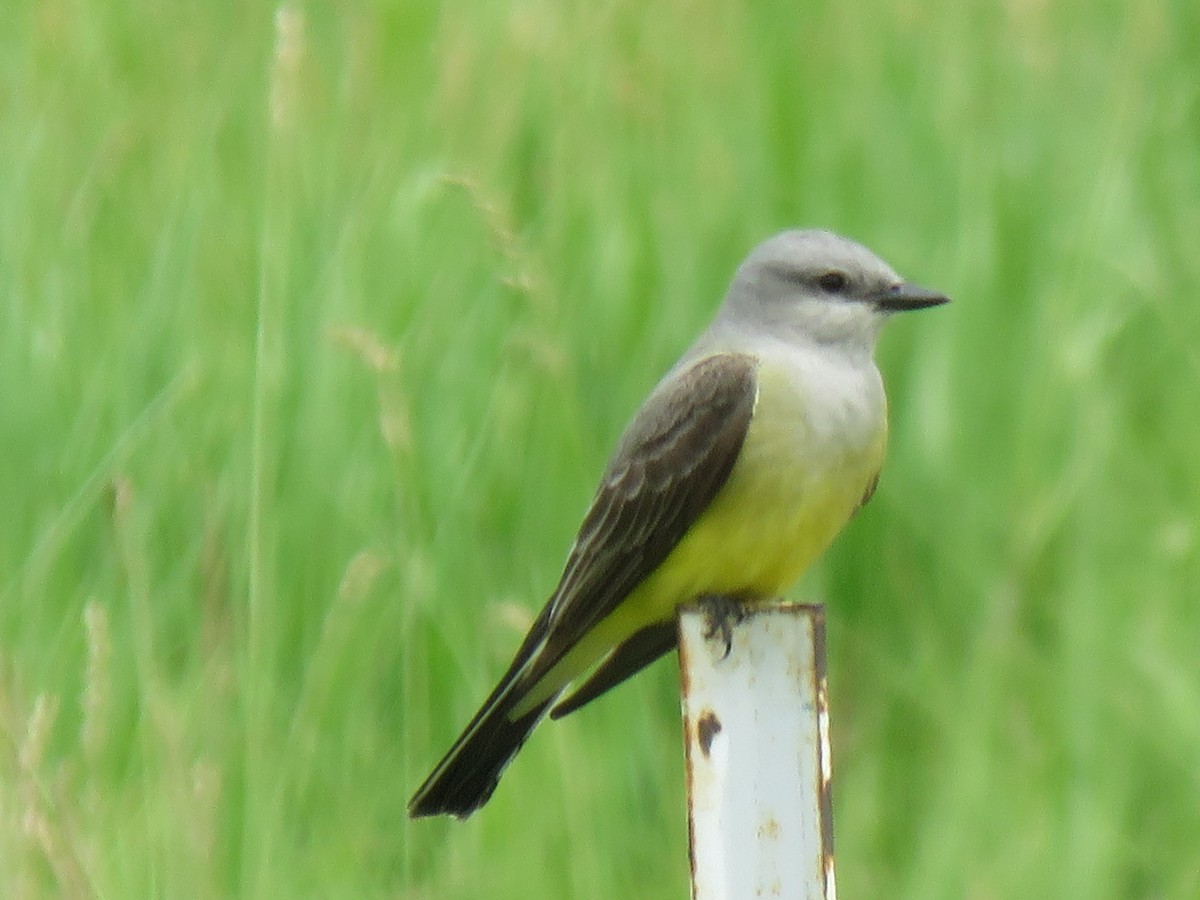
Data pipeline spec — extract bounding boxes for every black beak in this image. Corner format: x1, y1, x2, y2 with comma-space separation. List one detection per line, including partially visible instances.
874, 282, 951, 313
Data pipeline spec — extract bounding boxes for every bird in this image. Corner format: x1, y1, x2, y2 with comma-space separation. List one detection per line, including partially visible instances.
408, 229, 949, 818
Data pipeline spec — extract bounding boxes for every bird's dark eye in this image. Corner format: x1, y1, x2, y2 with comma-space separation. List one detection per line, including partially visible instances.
817, 271, 848, 293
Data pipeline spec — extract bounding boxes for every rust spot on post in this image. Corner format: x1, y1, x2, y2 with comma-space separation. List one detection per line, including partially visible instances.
811, 606, 837, 897
697, 709, 722, 757
757, 817, 781, 839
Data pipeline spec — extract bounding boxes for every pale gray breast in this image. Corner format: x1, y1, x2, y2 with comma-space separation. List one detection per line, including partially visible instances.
753, 338, 887, 462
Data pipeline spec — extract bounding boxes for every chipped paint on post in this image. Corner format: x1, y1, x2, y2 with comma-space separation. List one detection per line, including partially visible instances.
678, 602, 836, 900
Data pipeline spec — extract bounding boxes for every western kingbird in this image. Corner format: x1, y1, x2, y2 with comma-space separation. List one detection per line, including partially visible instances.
409, 229, 948, 818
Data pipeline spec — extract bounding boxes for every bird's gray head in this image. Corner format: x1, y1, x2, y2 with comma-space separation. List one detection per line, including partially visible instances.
714, 229, 948, 353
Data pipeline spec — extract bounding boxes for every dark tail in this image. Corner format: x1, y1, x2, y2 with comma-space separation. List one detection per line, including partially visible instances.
408, 677, 556, 818
410, 600, 569, 818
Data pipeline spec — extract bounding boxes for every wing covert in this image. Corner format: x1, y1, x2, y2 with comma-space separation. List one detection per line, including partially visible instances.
531, 352, 759, 673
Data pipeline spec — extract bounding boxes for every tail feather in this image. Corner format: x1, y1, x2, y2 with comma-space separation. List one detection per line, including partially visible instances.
408, 682, 557, 818
549, 620, 676, 720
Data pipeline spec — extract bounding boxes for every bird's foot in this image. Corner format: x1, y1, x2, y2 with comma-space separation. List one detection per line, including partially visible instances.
696, 594, 745, 660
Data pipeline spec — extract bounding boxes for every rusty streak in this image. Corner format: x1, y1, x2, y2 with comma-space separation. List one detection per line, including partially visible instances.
697, 709, 722, 758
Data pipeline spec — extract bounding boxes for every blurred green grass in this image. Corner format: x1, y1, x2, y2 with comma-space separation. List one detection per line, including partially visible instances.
2, 0, 1199, 896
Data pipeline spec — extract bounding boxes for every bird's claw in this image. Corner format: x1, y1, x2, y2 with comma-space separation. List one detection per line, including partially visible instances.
697, 594, 745, 660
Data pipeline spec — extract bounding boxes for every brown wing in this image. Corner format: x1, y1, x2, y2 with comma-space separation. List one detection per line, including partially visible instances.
854, 470, 880, 515
514, 352, 759, 687
407, 352, 757, 818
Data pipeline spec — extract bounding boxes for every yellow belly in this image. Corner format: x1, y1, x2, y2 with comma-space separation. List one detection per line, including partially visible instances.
625, 399, 882, 618
546, 359, 887, 691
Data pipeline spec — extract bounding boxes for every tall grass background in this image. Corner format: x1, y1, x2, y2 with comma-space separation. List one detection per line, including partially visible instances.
2, 0, 1198, 897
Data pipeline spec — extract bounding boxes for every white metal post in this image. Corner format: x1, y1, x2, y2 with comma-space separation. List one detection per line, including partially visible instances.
678, 602, 836, 900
